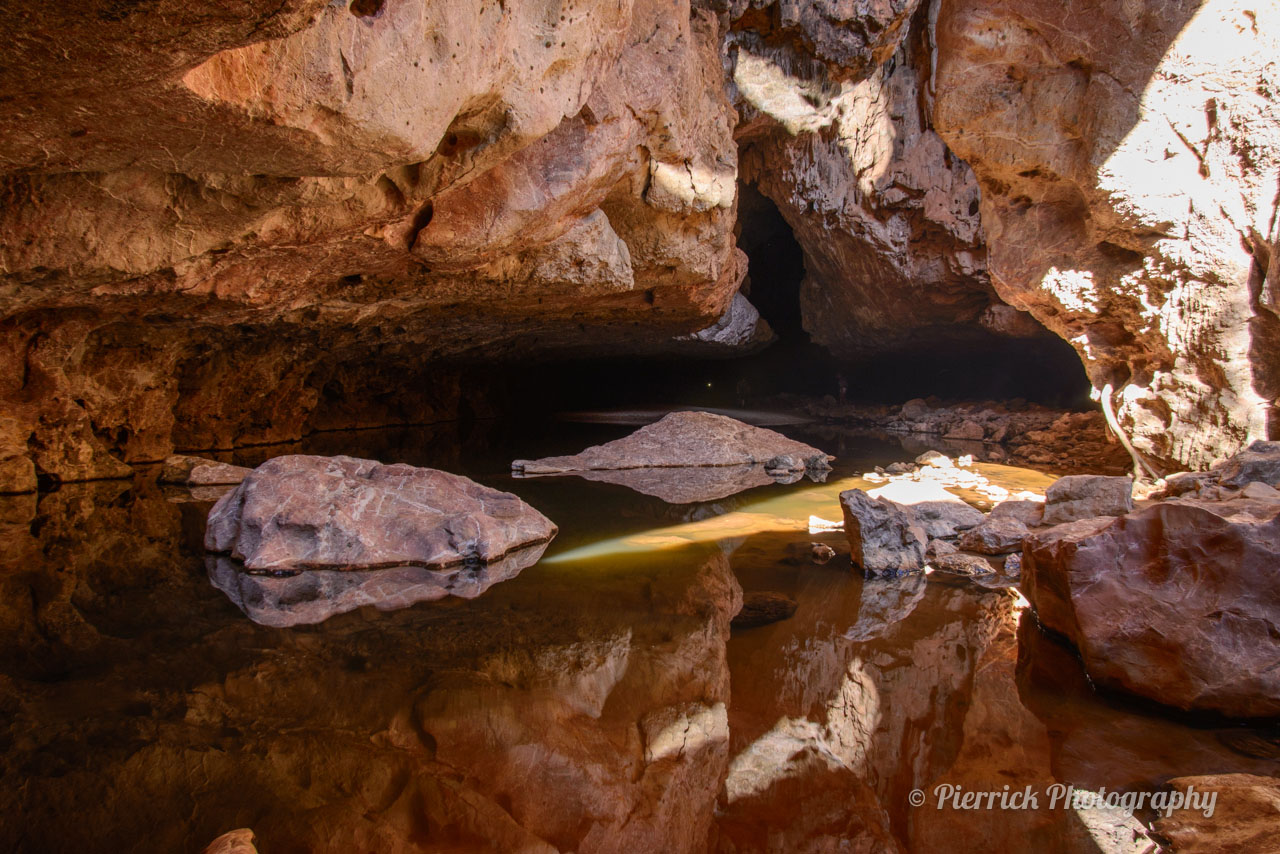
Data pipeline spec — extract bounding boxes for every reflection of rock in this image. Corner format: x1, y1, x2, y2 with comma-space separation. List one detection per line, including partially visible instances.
206, 455, 557, 571
207, 542, 547, 627
512, 411, 832, 474
2, 473, 743, 854
1024, 498, 1280, 717
517, 464, 789, 504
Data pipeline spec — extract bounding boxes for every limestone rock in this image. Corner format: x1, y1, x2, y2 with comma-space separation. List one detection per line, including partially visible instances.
1023, 498, 1280, 716
930, 553, 995, 577
1041, 476, 1134, 526
1213, 441, 1280, 488
205, 455, 557, 572
868, 479, 984, 539
202, 829, 259, 854
511, 411, 832, 474
934, 0, 1280, 469
161, 455, 253, 486
840, 488, 928, 578
1154, 774, 1280, 853
958, 516, 1030, 555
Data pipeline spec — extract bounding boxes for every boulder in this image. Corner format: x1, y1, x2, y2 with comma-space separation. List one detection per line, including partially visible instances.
202, 829, 259, 854
957, 517, 1029, 556
1040, 476, 1133, 526
989, 498, 1044, 526
945, 420, 986, 441
839, 489, 928, 578
1002, 553, 1022, 577
927, 538, 958, 559
511, 411, 832, 474
929, 553, 994, 577
205, 455, 557, 573
867, 480, 984, 539
160, 454, 253, 486
1212, 441, 1280, 489
1153, 774, 1280, 854
1023, 498, 1280, 717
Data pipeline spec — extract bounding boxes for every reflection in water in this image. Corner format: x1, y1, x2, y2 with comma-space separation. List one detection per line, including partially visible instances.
516, 463, 808, 504
207, 541, 549, 627
1, 419, 1277, 853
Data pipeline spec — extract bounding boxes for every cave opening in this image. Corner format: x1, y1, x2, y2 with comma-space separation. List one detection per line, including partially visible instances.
506, 183, 1091, 418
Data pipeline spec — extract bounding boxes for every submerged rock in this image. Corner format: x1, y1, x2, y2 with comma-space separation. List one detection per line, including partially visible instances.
161, 454, 253, 486
205, 455, 557, 573
511, 411, 832, 474
1040, 475, 1133, 526
839, 488, 927, 578
1024, 498, 1280, 717
732, 592, 798, 629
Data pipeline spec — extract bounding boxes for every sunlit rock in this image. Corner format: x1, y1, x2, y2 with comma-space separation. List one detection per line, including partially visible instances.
1041, 475, 1134, 526
161, 455, 253, 486
839, 488, 928, 577
868, 479, 984, 539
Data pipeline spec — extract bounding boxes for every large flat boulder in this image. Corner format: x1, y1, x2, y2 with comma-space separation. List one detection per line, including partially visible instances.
205, 455, 557, 573
840, 488, 928, 578
1023, 498, 1280, 717
511, 411, 832, 474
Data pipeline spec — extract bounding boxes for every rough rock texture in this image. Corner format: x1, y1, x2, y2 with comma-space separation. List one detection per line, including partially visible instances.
732, 1, 1058, 357
160, 455, 253, 486
957, 516, 1028, 555
512, 411, 832, 474
867, 479, 984, 538
1154, 774, 1280, 853
0, 0, 754, 490
206, 455, 557, 572
1212, 440, 1280, 488
1023, 498, 1280, 716
839, 488, 927, 577
929, 552, 994, 577
202, 829, 259, 854
1041, 475, 1134, 525
934, 0, 1280, 469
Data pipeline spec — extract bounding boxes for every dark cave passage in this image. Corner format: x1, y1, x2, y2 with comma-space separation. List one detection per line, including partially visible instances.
506, 184, 1092, 417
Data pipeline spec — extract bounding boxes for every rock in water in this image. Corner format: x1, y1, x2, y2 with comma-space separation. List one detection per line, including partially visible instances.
1040, 475, 1133, 525
840, 489, 927, 578
1023, 498, 1280, 717
731, 592, 798, 629
160, 454, 253, 486
511, 411, 832, 474
205, 455, 557, 573
867, 480, 984, 539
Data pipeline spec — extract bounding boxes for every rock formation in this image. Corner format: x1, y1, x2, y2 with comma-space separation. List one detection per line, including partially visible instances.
933, 0, 1280, 469
512, 410, 833, 474
1024, 496, 1280, 717
206, 454, 557, 572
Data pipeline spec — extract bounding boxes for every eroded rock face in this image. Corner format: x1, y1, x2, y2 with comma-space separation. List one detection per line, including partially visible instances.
732, 2, 1056, 357
840, 488, 928, 577
512, 411, 832, 474
206, 455, 557, 572
933, 0, 1280, 469
1154, 774, 1280, 853
0, 0, 749, 490
1023, 498, 1280, 717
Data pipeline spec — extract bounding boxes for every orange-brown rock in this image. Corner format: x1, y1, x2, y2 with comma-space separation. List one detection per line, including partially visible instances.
1023, 497, 1280, 717
0, 0, 752, 491
933, 0, 1280, 469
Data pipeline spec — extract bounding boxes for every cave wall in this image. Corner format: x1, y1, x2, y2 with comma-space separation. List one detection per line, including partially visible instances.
933, 0, 1280, 469
2, 0, 1278, 488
